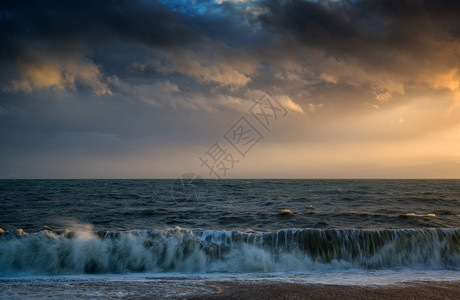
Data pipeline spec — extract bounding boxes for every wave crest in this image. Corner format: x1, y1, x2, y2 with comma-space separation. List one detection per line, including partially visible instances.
1, 227, 459, 274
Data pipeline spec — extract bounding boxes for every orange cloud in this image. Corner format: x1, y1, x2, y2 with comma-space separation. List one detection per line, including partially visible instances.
7, 59, 111, 95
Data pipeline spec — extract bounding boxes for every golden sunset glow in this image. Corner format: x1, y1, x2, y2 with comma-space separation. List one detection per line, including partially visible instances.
1, 0, 460, 178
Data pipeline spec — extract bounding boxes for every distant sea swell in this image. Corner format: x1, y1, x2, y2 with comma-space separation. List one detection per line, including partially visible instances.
2, 179, 460, 231
1, 227, 459, 275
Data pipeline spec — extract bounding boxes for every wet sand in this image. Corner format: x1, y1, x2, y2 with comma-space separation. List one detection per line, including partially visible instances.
189, 281, 460, 300
2, 279, 459, 299
187, 282, 460, 300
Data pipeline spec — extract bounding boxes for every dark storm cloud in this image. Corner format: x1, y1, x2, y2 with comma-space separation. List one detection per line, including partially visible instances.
247, 0, 460, 107
259, 0, 460, 69
0, 0, 200, 56
2, 0, 460, 86
0, 0, 209, 95
0, 0, 265, 93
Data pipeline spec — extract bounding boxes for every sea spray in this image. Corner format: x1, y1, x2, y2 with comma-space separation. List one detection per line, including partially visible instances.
0, 227, 459, 275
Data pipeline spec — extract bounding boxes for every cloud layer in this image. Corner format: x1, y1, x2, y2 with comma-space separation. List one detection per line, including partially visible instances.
1, 0, 460, 178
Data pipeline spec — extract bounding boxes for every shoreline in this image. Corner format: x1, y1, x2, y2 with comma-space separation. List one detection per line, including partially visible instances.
188, 281, 460, 300
2, 279, 459, 299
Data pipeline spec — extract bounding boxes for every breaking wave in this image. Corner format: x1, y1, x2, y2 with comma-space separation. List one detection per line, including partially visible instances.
0, 227, 459, 274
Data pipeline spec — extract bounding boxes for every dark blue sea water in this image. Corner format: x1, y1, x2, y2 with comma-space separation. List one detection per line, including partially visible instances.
2, 179, 460, 232
1, 179, 459, 298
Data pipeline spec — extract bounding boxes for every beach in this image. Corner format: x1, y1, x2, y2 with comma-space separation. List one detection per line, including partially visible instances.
190, 281, 460, 300
2, 279, 460, 299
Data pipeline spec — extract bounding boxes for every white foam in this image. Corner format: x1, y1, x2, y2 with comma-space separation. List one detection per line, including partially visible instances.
1, 228, 459, 275
2, 269, 460, 286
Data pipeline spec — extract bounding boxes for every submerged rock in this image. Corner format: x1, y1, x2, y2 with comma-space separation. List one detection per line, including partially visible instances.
279, 209, 293, 216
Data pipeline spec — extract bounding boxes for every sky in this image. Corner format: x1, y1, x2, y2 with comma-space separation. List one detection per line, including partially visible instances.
1, 0, 460, 179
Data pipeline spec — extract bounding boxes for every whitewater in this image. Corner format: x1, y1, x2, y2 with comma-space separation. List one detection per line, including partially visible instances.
1, 179, 460, 298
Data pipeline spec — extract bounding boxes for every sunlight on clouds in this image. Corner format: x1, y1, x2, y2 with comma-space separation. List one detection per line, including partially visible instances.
450, 91, 460, 112
242, 89, 305, 114
6, 59, 111, 95
12, 62, 63, 92
290, 50, 407, 103
277, 95, 304, 113
342, 96, 456, 140
429, 69, 460, 91
320, 73, 337, 84
426, 68, 460, 112
149, 45, 258, 87
112, 77, 251, 112
237, 128, 460, 178
373, 91, 392, 103
308, 103, 323, 112
235, 96, 460, 178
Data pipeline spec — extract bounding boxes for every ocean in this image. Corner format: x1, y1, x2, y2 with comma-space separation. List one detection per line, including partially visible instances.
1, 179, 460, 298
